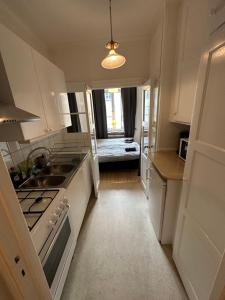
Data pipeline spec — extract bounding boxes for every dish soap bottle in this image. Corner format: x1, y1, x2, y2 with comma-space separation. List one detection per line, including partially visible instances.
9, 167, 21, 188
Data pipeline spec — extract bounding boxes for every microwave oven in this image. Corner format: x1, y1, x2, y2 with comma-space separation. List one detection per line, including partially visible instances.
179, 138, 189, 161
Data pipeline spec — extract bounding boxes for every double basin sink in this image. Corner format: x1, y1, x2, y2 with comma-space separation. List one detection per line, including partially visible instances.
20, 153, 87, 189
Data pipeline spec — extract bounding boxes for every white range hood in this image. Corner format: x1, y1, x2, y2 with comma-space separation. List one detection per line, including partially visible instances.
0, 53, 40, 125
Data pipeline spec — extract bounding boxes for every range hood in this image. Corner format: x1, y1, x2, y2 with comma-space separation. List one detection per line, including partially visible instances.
0, 53, 40, 125
0, 103, 40, 124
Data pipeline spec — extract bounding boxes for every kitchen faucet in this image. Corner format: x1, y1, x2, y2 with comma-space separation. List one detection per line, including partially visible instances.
26, 146, 51, 176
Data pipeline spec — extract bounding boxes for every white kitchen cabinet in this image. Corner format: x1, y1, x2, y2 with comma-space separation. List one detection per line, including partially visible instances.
0, 24, 71, 141
65, 153, 92, 243
170, 0, 209, 124
0, 24, 47, 140
148, 162, 182, 244
32, 50, 71, 133
53, 66, 71, 128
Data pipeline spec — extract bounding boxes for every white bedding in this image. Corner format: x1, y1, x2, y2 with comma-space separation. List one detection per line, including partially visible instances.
97, 138, 140, 163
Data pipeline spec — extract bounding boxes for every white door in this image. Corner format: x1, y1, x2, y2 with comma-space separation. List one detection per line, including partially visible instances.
85, 89, 100, 197
140, 86, 151, 194
173, 24, 225, 300
148, 166, 166, 240
149, 81, 159, 152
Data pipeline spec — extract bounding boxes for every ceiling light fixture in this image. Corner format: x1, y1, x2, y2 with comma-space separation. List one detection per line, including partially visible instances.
101, 0, 126, 69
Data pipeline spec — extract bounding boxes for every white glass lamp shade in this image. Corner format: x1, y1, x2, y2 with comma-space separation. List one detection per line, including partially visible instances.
101, 49, 126, 69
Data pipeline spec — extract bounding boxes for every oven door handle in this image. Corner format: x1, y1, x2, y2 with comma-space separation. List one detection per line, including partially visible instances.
39, 206, 69, 265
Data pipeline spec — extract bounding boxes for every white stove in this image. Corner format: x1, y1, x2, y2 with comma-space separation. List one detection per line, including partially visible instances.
17, 189, 59, 231
16, 188, 75, 300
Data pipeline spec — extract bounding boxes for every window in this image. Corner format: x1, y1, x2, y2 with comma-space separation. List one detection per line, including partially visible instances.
104, 88, 124, 133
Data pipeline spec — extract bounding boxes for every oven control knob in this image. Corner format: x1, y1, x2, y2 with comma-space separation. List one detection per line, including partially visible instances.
51, 214, 58, 223
63, 198, 69, 205
59, 202, 66, 209
55, 207, 62, 215
48, 220, 55, 228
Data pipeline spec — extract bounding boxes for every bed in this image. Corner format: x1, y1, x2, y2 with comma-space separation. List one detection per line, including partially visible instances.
97, 138, 140, 164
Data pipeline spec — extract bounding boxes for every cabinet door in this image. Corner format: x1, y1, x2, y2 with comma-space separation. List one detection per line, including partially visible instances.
0, 24, 47, 139
50, 64, 71, 128
173, 25, 225, 300
65, 155, 92, 241
170, 0, 209, 124
148, 166, 166, 241
32, 50, 63, 132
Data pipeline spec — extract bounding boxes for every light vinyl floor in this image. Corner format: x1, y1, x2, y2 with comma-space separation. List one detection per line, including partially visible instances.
61, 170, 187, 300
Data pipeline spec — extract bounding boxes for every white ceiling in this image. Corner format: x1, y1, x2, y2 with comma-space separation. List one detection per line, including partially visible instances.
2, 0, 163, 47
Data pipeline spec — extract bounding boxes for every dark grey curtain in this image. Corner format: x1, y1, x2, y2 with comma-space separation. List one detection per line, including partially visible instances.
121, 87, 137, 137
67, 93, 81, 133
92, 89, 108, 139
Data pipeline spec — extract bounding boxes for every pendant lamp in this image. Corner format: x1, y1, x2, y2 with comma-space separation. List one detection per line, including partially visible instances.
101, 0, 126, 69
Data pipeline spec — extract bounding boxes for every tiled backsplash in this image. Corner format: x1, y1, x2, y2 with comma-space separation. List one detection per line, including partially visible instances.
0, 131, 91, 172
0, 133, 60, 170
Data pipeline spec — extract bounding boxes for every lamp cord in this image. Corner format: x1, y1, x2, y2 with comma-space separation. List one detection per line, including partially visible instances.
109, 0, 113, 42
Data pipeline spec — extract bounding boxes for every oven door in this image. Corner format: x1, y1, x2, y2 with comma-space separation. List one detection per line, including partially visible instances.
39, 209, 74, 298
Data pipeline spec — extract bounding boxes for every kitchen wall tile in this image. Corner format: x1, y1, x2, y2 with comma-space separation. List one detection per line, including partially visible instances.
3, 154, 14, 169
0, 142, 9, 156
11, 151, 24, 166
7, 142, 21, 153
2, 129, 90, 172
21, 145, 33, 160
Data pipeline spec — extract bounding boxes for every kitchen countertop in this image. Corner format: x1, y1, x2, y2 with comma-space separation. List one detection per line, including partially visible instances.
148, 151, 185, 180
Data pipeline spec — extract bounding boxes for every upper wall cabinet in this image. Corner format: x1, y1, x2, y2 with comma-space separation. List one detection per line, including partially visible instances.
0, 24, 48, 140
32, 50, 71, 133
170, 0, 210, 124
0, 24, 71, 141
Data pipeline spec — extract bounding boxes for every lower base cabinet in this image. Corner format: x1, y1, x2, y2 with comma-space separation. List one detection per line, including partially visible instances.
65, 153, 92, 244
148, 164, 182, 245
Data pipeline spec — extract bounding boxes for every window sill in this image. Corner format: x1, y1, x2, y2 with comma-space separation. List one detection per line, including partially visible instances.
108, 131, 125, 138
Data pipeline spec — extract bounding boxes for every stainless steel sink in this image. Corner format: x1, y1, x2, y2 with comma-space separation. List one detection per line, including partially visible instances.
19, 153, 88, 189
21, 175, 66, 188
41, 164, 74, 175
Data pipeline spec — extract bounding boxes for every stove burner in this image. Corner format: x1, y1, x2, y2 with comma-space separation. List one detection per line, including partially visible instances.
16, 189, 59, 231
35, 196, 43, 203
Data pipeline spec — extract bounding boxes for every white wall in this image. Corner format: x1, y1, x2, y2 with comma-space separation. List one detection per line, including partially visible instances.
0, 0, 49, 57
50, 39, 150, 89
149, 20, 163, 81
